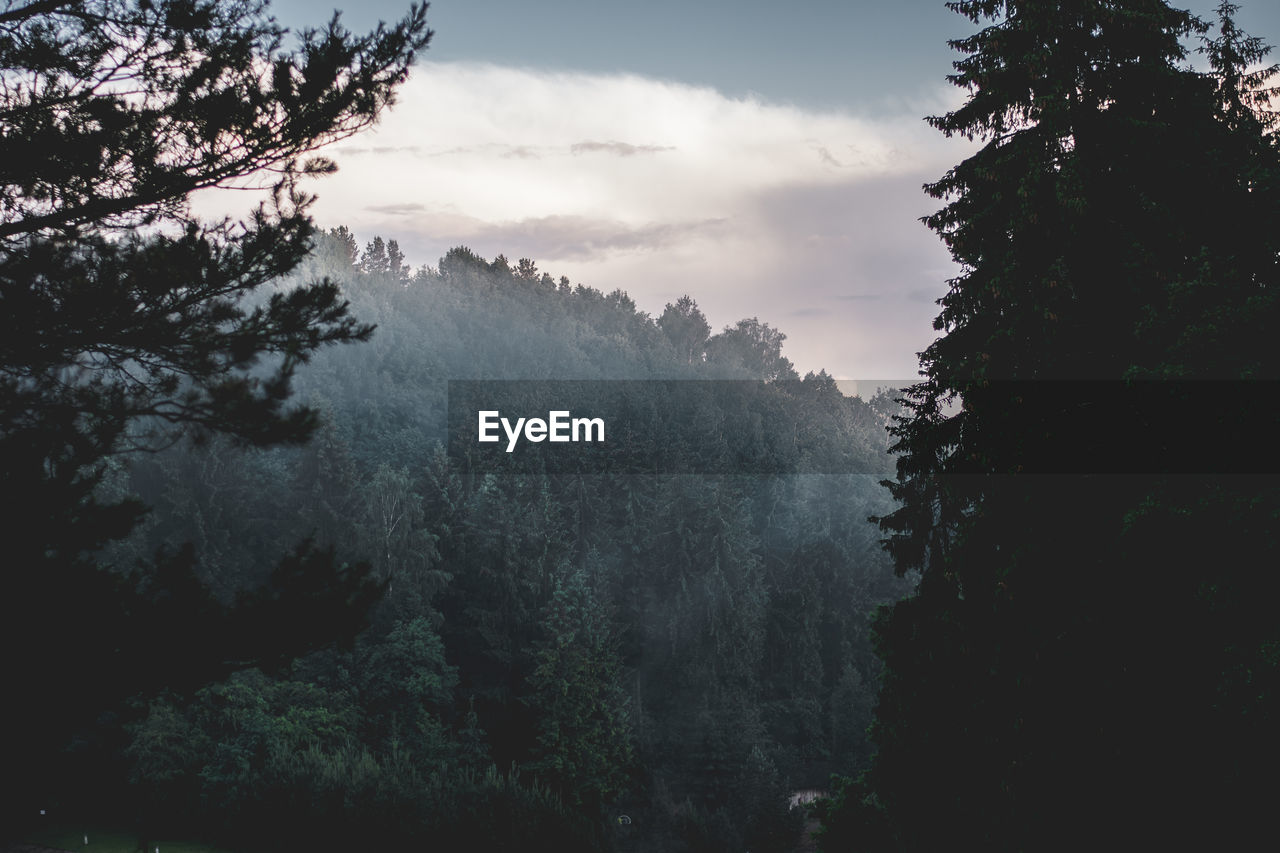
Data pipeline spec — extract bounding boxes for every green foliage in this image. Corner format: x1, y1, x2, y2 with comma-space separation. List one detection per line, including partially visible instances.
103, 236, 907, 851
129, 671, 607, 852
526, 561, 634, 810
355, 615, 458, 759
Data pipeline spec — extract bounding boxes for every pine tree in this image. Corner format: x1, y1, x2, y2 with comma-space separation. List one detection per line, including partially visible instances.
0, 0, 431, 826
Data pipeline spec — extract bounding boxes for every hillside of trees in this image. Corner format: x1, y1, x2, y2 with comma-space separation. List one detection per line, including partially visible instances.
59, 234, 910, 852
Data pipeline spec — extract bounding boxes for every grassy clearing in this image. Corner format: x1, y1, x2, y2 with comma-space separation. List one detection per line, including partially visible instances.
23, 825, 234, 853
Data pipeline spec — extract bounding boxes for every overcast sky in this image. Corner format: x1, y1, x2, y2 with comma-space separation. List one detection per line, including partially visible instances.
224, 0, 1280, 380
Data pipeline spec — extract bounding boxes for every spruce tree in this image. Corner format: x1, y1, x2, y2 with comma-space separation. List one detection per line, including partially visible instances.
823, 1, 1280, 849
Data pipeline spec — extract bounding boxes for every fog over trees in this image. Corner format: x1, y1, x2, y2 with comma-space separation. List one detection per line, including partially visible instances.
95, 234, 910, 852
4, 1, 1280, 853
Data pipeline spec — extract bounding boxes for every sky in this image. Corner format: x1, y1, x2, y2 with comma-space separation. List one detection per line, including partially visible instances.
212, 0, 1280, 381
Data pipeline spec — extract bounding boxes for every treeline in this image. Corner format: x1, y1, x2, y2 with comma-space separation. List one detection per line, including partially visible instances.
90, 232, 909, 852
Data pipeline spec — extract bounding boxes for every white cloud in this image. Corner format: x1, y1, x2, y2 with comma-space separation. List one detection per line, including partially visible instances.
193, 61, 971, 378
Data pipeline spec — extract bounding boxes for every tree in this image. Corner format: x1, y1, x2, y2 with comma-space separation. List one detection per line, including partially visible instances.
514, 256, 539, 281
291, 406, 361, 553
706, 317, 797, 381
824, 2, 1280, 850
355, 615, 458, 758
355, 462, 438, 597
326, 225, 361, 269
386, 238, 407, 281
0, 0, 431, 826
361, 234, 389, 275
526, 562, 633, 813
658, 294, 710, 365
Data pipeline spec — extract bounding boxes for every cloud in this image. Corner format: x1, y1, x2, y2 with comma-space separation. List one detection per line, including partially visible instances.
503, 145, 542, 159
335, 144, 422, 156
193, 61, 970, 377
815, 146, 843, 167
308, 62, 955, 227
474, 215, 727, 260
401, 211, 728, 262
364, 203, 426, 216
570, 140, 675, 157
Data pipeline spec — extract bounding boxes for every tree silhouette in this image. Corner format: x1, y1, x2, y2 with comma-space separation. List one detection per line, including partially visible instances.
823, 2, 1280, 849
0, 0, 431, 827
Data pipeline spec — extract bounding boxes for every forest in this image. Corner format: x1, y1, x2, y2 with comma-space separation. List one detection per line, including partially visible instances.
3, 221, 913, 852
4, 1, 1280, 852
83, 234, 910, 852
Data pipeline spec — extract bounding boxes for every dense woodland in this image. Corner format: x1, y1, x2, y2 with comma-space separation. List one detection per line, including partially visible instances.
5, 1, 1280, 852
86, 237, 910, 852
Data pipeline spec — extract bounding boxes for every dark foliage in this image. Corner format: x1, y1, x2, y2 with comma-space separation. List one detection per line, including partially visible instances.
822, 2, 1280, 850
0, 0, 430, 830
